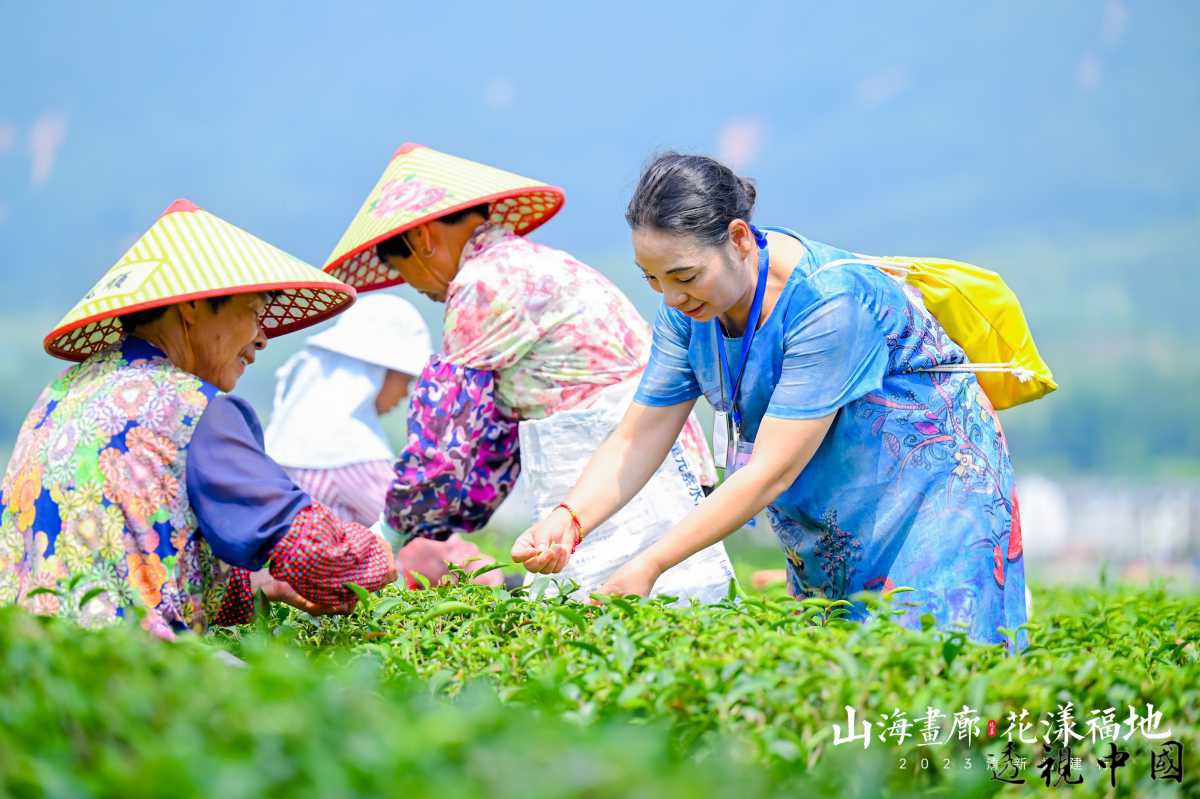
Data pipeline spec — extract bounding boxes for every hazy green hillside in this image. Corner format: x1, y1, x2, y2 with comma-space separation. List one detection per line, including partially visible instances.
3, 206, 1197, 480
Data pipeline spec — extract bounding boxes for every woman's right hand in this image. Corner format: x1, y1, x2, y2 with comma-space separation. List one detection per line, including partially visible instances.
250, 570, 354, 616
511, 506, 578, 574
398, 534, 504, 587
510, 403, 692, 575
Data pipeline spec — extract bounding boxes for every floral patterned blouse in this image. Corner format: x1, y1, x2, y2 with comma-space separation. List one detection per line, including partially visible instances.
385, 223, 716, 541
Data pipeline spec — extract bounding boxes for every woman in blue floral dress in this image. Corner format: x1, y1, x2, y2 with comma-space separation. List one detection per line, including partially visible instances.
514, 154, 1026, 649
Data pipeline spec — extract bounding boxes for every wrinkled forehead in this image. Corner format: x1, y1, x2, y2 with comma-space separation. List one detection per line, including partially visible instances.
632, 227, 718, 273
224, 291, 267, 313
226, 290, 275, 316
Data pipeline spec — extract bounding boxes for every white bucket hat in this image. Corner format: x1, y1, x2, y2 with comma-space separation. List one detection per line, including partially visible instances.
305, 292, 432, 377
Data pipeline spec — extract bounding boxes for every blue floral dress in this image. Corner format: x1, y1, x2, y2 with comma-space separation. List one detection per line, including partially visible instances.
634, 229, 1027, 649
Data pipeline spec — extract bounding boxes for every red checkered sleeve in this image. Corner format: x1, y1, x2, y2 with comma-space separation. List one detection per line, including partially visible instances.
267, 502, 397, 607
213, 567, 254, 626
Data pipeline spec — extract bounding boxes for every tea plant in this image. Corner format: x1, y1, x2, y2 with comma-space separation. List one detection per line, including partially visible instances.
215, 570, 1199, 797
1, 569, 1195, 798
1, 606, 993, 799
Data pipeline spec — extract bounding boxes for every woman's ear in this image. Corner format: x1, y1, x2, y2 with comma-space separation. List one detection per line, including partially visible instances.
727, 219, 756, 259
176, 300, 200, 325
406, 224, 435, 259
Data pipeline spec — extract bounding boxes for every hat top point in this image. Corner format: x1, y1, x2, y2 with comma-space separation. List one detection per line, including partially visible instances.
392, 142, 424, 159
160, 198, 200, 217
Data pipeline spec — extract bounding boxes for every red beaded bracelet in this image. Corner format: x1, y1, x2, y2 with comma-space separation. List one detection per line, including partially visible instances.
555, 502, 585, 553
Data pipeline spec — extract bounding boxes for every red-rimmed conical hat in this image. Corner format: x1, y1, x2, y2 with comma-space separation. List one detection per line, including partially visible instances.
45, 199, 356, 361
323, 143, 565, 291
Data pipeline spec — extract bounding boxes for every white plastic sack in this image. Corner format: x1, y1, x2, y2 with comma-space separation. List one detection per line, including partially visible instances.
518, 380, 735, 604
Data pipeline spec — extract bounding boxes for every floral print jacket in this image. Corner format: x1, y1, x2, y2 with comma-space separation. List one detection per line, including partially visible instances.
0, 337, 394, 637
385, 223, 716, 541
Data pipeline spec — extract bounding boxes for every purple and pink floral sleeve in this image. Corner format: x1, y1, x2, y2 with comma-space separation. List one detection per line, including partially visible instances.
384, 356, 521, 542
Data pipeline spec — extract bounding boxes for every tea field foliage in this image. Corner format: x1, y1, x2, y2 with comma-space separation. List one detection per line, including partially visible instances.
2, 575, 1197, 798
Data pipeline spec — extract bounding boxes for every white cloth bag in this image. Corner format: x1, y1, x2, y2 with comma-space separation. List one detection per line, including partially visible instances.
517, 380, 735, 604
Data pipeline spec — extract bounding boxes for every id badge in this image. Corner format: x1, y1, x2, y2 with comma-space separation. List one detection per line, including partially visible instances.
715, 411, 753, 475
727, 437, 754, 476
713, 411, 730, 463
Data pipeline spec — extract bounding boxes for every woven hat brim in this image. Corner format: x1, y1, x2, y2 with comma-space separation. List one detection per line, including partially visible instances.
45, 282, 356, 362
325, 185, 564, 292
44, 203, 357, 362
322, 143, 565, 292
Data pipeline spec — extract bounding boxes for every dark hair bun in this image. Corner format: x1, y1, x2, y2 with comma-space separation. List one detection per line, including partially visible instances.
738, 176, 757, 211
626, 152, 757, 245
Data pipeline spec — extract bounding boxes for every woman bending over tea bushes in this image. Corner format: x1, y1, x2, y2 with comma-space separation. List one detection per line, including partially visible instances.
514, 153, 1028, 649
322, 144, 733, 602
0, 201, 396, 638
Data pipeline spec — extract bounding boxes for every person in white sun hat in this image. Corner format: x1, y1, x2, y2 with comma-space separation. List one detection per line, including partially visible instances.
323, 143, 734, 603
265, 293, 501, 588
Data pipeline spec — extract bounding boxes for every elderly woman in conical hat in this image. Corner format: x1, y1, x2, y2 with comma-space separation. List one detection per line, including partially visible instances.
324, 144, 733, 602
265, 292, 501, 588
0, 199, 396, 639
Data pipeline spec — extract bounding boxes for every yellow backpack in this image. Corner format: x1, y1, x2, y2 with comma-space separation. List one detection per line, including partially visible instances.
817, 255, 1057, 410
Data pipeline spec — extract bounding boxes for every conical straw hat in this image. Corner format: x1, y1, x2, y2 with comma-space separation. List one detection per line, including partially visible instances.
323, 143, 565, 291
45, 199, 356, 361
